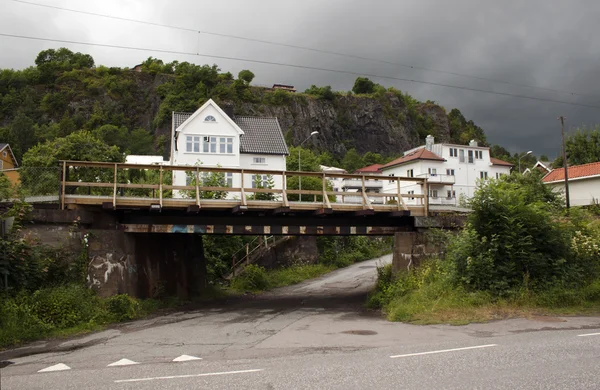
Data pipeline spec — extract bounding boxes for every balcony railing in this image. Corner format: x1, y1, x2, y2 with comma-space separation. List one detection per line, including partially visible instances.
417, 173, 455, 184
342, 178, 383, 189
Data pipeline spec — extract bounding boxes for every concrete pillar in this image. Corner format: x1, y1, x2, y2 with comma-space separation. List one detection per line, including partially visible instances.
392, 231, 431, 273
87, 229, 138, 298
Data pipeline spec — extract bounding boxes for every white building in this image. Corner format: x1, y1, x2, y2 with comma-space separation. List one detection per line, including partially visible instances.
125, 155, 165, 165
379, 135, 513, 206
170, 99, 288, 197
320, 165, 346, 202
543, 161, 600, 206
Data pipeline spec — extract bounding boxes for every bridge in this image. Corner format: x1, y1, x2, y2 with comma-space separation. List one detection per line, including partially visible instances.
55, 160, 430, 235
11, 161, 463, 299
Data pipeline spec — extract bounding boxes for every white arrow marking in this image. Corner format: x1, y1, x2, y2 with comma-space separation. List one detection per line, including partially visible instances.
107, 358, 139, 367
38, 363, 71, 373
173, 355, 203, 362
578, 332, 600, 337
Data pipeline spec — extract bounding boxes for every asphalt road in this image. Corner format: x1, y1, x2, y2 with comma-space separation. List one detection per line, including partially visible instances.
2, 254, 600, 389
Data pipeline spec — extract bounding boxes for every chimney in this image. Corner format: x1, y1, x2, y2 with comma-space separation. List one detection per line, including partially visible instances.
222, 103, 235, 119
425, 135, 435, 151
469, 139, 478, 147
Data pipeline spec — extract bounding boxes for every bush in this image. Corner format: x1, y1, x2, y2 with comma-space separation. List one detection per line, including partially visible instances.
230, 264, 269, 291
31, 285, 104, 328
104, 294, 140, 322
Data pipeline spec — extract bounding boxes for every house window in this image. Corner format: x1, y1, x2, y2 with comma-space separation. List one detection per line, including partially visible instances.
253, 157, 266, 164
446, 169, 455, 176
468, 150, 474, 164
389, 173, 395, 183
449, 148, 457, 157
429, 189, 438, 198
406, 169, 414, 177
202, 136, 232, 154
0, 160, 3, 170
204, 115, 216, 122
219, 137, 234, 153
447, 190, 456, 198
226, 172, 233, 187
186, 136, 201, 153
428, 168, 437, 176
496, 172, 505, 179
252, 174, 270, 188
475, 150, 483, 159
408, 190, 415, 200
2, 151, 6, 158
480, 171, 488, 180
459, 149, 465, 163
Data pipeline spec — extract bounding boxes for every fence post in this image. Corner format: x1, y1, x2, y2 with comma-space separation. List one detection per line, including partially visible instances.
423, 179, 429, 216
159, 165, 163, 208
60, 161, 66, 210
112, 163, 118, 209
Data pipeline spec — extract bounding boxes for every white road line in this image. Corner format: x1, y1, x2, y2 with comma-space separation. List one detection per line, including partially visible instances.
390, 344, 498, 359
107, 358, 139, 367
38, 363, 71, 373
173, 355, 202, 362
114, 368, 264, 383
577, 332, 600, 337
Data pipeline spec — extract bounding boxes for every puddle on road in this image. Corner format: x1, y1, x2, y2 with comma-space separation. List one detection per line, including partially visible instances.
341, 330, 378, 336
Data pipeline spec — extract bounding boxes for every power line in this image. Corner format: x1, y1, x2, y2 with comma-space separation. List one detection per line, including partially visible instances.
10, 0, 600, 100
2, 32, 600, 111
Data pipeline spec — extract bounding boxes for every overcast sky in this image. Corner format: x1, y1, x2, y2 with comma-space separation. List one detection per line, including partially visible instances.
2, 0, 600, 158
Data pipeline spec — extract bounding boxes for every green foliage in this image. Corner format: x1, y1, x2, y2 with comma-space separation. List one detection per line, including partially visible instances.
35, 48, 94, 83
30, 285, 102, 328
230, 264, 269, 291
184, 166, 229, 200
139, 57, 176, 74
304, 85, 335, 100
203, 235, 253, 280
20, 131, 123, 196
341, 148, 365, 172
447, 108, 487, 146
317, 236, 392, 268
564, 125, 600, 166
252, 174, 275, 200
237, 69, 255, 85
352, 77, 377, 94
104, 294, 141, 322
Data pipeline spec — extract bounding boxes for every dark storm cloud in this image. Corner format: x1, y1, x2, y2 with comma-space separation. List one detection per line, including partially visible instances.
2, 0, 600, 158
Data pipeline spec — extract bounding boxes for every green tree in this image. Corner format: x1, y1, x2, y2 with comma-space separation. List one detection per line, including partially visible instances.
20, 131, 123, 195
8, 112, 36, 159
564, 126, 600, 166
341, 148, 365, 173
304, 85, 335, 100
352, 77, 376, 94
362, 151, 385, 166
252, 174, 275, 200
35, 48, 94, 82
237, 70, 255, 85
128, 128, 155, 155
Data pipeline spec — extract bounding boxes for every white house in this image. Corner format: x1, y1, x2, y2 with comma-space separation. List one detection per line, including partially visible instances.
125, 155, 165, 165
170, 99, 288, 198
320, 165, 346, 202
378, 135, 513, 206
542, 161, 600, 206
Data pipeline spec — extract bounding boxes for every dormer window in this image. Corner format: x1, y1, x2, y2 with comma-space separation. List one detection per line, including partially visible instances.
204, 115, 216, 122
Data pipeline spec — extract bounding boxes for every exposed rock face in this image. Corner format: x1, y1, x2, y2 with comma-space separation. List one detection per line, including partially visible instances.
229, 94, 453, 157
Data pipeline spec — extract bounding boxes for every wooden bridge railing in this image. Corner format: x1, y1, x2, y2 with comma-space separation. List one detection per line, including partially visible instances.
58, 161, 429, 216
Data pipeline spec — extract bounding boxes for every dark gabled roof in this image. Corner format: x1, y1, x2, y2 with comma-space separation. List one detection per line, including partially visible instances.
0, 143, 7, 151
172, 112, 288, 155
173, 112, 193, 130
234, 116, 289, 155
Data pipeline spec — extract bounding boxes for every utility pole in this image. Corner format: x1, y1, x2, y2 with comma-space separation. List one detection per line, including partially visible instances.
558, 116, 570, 209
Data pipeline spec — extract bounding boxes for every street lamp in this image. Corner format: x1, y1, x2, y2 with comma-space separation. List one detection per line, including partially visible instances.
298, 131, 319, 201
518, 150, 532, 173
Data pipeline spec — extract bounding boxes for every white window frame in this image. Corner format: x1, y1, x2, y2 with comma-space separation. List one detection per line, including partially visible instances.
406, 169, 414, 178
226, 172, 233, 187
388, 173, 395, 183
468, 150, 474, 164
480, 171, 488, 180
253, 157, 266, 164
408, 190, 415, 200
204, 115, 216, 122
449, 148, 457, 157
446, 169, 455, 176
200, 136, 233, 154
459, 149, 465, 163
186, 136, 201, 153
428, 168, 437, 176
429, 189, 438, 198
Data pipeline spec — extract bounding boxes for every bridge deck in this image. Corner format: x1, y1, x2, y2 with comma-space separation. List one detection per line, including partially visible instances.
56, 161, 430, 218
